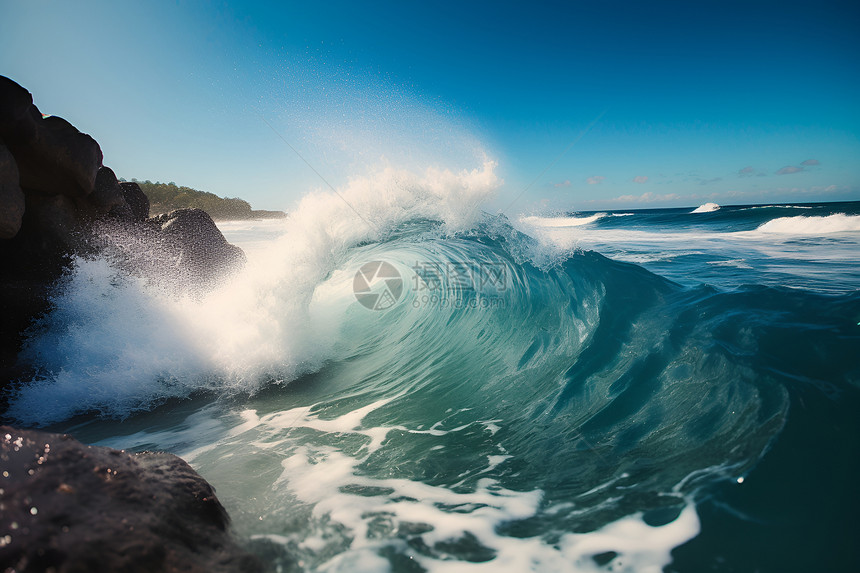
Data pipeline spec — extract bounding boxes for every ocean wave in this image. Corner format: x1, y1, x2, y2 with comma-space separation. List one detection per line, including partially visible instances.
756, 213, 860, 234
7, 161, 502, 425
740, 204, 814, 210
691, 202, 720, 213
8, 179, 860, 572
519, 213, 608, 227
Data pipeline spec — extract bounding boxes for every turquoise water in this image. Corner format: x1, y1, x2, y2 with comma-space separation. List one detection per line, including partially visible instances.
5, 187, 860, 571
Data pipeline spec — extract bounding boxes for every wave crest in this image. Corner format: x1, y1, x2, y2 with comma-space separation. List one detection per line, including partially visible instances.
520, 213, 607, 228
7, 161, 502, 425
691, 203, 720, 213
756, 213, 860, 234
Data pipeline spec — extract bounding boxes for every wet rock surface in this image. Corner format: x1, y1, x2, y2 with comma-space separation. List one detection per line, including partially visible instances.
0, 426, 263, 573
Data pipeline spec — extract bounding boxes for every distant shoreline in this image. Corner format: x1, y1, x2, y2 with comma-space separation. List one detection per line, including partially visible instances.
149, 206, 287, 221
127, 179, 286, 221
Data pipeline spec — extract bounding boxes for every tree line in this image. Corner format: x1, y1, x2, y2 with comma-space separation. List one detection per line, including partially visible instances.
124, 179, 284, 220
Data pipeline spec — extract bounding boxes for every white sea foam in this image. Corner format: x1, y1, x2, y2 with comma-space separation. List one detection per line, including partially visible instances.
210, 398, 701, 573
87, 395, 701, 573
216, 219, 290, 256
514, 213, 609, 254
282, 408, 696, 573
520, 213, 607, 228
515, 208, 860, 293
8, 161, 501, 425
691, 202, 720, 213
755, 213, 860, 234
707, 259, 753, 269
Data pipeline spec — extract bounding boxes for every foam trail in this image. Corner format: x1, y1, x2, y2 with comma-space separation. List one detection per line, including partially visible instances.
520, 213, 607, 227
178, 396, 701, 573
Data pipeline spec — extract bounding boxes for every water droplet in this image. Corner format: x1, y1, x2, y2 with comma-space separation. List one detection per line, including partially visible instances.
30, 507, 38, 515
737, 477, 745, 484
2, 471, 8, 478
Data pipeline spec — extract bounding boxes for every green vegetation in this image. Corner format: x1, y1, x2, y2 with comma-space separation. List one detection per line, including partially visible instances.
127, 179, 285, 220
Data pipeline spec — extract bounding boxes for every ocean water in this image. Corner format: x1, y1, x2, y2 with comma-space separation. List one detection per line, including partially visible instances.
4, 167, 859, 572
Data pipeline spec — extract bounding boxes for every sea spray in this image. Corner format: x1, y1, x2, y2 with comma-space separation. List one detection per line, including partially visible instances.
7, 161, 501, 424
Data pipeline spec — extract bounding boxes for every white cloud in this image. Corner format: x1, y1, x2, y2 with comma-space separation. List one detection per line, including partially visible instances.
632, 175, 648, 184
738, 166, 756, 177
579, 182, 855, 210
609, 191, 681, 203
553, 180, 571, 188
586, 175, 604, 185
800, 159, 820, 166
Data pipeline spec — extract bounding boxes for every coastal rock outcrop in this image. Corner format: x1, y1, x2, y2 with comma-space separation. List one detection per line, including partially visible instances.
0, 426, 262, 573
152, 208, 247, 287
0, 77, 260, 572
120, 180, 150, 222
90, 165, 129, 215
0, 76, 102, 199
0, 75, 246, 383
0, 143, 25, 239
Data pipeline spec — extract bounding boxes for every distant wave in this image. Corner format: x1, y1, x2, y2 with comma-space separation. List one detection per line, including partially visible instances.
520, 213, 607, 227
757, 214, 860, 235
707, 258, 754, 269
742, 204, 814, 210
691, 202, 720, 213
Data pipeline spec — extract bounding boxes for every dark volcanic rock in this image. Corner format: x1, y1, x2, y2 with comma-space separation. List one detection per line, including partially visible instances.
22, 192, 84, 255
0, 426, 262, 573
90, 165, 127, 215
0, 76, 35, 136
120, 181, 150, 221
0, 76, 102, 199
0, 142, 25, 239
151, 208, 247, 288
89, 208, 247, 295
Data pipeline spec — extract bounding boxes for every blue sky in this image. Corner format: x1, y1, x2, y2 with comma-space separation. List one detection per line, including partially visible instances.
1, 0, 858, 212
